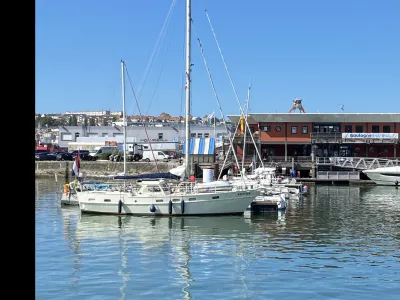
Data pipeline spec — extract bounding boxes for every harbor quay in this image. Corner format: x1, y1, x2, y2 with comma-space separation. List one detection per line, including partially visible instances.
35, 160, 181, 180
34, 158, 384, 186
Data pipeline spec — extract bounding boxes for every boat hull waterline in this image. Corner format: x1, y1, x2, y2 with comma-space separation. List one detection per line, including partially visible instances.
78, 189, 259, 216
363, 166, 400, 186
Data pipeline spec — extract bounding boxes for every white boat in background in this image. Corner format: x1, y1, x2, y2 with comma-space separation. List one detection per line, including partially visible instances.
77, 0, 258, 216
363, 166, 400, 186
253, 193, 287, 210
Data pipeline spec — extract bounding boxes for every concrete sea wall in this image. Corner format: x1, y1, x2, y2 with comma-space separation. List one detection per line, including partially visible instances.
35, 160, 181, 179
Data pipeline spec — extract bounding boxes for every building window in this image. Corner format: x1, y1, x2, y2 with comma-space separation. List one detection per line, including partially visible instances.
61, 133, 72, 141
75, 132, 80, 139
204, 133, 209, 138
102, 133, 108, 137
344, 125, 352, 132
197, 133, 203, 138
334, 125, 340, 132
261, 125, 271, 132
291, 126, 297, 134
383, 126, 390, 133
158, 133, 163, 140
355, 125, 363, 133
313, 125, 319, 132
371, 125, 379, 133
302, 126, 308, 134
113, 133, 123, 137
275, 126, 281, 132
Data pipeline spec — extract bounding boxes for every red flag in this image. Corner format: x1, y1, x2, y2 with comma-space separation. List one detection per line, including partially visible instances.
72, 150, 80, 176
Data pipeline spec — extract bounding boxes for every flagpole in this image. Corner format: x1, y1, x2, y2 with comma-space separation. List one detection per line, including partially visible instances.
76, 149, 80, 180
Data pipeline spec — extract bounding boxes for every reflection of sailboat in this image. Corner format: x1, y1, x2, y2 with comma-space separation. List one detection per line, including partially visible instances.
60, 207, 82, 291
71, 214, 255, 299
75, 215, 255, 243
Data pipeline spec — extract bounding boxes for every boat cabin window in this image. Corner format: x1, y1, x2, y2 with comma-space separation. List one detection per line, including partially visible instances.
147, 186, 161, 192
159, 182, 171, 192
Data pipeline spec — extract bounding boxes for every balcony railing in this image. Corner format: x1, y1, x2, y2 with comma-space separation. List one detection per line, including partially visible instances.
311, 132, 343, 143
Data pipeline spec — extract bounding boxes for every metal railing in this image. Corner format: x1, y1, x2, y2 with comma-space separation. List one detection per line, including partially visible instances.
330, 157, 399, 170
311, 132, 343, 143
223, 155, 399, 170
317, 171, 360, 180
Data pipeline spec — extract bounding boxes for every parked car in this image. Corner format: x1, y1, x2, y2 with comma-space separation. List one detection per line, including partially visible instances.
35, 149, 48, 154
71, 150, 96, 161
35, 152, 57, 161
56, 152, 74, 161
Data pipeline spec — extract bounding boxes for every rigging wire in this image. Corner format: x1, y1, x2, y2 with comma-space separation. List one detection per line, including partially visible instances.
145, 19, 177, 115
195, 36, 245, 182
204, 9, 264, 168
135, 0, 178, 107
124, 62, 160, 173
178, 20, 187, 140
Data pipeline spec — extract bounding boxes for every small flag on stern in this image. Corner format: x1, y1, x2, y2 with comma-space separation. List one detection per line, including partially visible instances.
72, 150, 80, 176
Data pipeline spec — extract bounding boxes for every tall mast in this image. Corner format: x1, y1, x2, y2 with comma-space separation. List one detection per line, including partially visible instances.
121, 60, 127, 177
184, 0, 192, 179
241, 86, 251, 171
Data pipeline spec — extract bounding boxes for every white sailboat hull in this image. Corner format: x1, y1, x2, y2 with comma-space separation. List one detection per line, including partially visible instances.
363, 167, 400, 186
78, 189, 258, 216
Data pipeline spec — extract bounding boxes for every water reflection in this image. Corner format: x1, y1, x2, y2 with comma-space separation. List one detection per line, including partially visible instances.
36, 178, 400, 300
62, 208, 82, 291
117, 216, 129, 300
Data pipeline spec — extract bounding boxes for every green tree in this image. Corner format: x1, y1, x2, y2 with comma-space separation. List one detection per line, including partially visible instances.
72, 115, 78, 126
102, 118, 108, 126
36, 116, 55, 127
89, 117, 96, 126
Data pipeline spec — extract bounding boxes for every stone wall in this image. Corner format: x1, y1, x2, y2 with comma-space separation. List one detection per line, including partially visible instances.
35, 160, 181, 179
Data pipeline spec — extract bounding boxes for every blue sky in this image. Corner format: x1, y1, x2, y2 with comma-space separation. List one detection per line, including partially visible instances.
36, 0, 400, 117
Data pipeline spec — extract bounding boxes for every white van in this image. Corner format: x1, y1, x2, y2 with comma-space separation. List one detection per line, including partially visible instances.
142, 150, 170, 162
89, 146, 118, 159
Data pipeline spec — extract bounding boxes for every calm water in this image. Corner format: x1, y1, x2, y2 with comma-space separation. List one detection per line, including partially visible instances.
35, 178, 400, 299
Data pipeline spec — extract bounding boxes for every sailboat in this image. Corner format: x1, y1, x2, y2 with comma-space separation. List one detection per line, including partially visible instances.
76, 0, 258, 216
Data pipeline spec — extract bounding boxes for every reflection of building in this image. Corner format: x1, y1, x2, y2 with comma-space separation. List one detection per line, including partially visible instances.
227, 113, 400, 160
